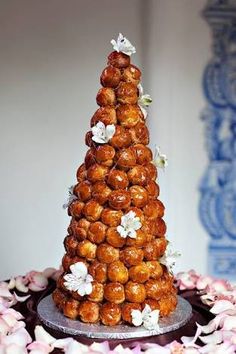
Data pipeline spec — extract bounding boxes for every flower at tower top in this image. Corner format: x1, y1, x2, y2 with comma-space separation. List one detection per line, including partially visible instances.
138, 84, 152, 119
63, 262, 93, 296
131, 304, 160, 331
153, 145, 168, 170
111, 33, 136, 56
117, 211, 142, 239
63, 185, 77, 209
91, 121, 116, 144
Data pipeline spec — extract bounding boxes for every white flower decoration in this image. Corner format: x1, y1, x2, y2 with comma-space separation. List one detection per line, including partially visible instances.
111, 33, 136, 56
117, 211, 142, 239
131, 304, 160, 331
153, 145, 168, 170
63, 262, 93, 296
91, 121, 116, 144
137, 84, 152, 119
159, 243, 181, 272
117, 211, 142, 238
63, 186, 77, 209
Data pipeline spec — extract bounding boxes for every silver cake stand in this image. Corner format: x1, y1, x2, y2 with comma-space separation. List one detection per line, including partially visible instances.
37, 295, 192, 340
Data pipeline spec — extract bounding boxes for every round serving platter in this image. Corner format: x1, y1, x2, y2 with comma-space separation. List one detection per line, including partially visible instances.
37, 295, 192, 340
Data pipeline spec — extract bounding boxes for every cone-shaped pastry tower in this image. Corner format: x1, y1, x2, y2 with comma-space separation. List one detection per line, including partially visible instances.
53, 34, 177, 327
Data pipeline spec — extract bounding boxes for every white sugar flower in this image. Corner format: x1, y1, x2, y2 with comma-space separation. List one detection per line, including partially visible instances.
91, 121, 116, 144
117, 211, 142, 239
153, 145, 168, 169
63, 262, 93, 296
63, 185, 77, 209
138, 84, 152, 119
131, 304, 160, 331
159, 243, 181, 272
111, 33, 136, 56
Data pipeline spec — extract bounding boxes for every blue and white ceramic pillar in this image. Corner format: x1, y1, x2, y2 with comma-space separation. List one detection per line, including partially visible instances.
200, 0, 236, 280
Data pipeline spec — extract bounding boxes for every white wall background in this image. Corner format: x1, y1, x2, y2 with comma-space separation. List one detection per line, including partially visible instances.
0, 0, 210, 279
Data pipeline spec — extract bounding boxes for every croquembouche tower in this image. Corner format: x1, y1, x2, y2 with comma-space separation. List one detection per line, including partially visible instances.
53, 34, 177, 329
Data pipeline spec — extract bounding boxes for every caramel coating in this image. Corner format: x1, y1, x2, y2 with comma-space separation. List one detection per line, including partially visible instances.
146, 261, 163, 280
142, 299, 160, 311
133, 144, 153, 165
88, 261, 107, 283
68, 200, 84, 218
64, 235, 78, 256
110, 125, 132, 149
154, 218, 167, 237
107, 261, 129, 284
63, 298, 79, 319
96, 87, 116, 106
115, 148, 136, 170
68, 218, 90, 240
108, 51, 130, 68
125, 281, 146, 303
126, 207, 144, 222
116, 104, 143, 129
120, 247, 144, 267
85, 148, 96, 169
158, 294, 177, 317
116, 82, 138, 105
100, 65, 121, 88
77, 240, 97, 260
122, 65, 141, 85
127, 166, 148, 186
52, 289, 66, 310
106, 227, 126, 248
87, 221, 107, 244
91, 106, 117, 127
143, 238, 167, 261
76, 163, 87, 182
104, 282, 125, 304
108, 189, 131, 210
107, 169, 129, 190
87, 164, 108, 183
129, 263, 150, 283
141, 218, 156, 235
121, 302, 142, 324
73, 181, 92, 202
130, 122, 149, 145
96, 243, 119, 264
92, 181, 111, 205
57, 273, 70, 292
100, 302, 121, 326
145, 163, 157, 181
145, 277, 173, 300
143, 200, 165, 219
78, 301, 100, 323
87, 281, 104, 302
145, 181, 159, 199
85, 131, 96, 148
126, 229, 147, 247
101, 208, 123, 227
95, 145, 115, 166
83, 200, 103, 221
130, 185, 149, 208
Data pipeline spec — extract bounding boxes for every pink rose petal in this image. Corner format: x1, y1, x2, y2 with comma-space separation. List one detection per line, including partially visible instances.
15, 277, 29, 293
1, 327, 32, 347
27, 340, 52, 353
14, 292, 31, 303
210, 300, 236, 315
1, 343, 28, 354
34, 325, 56, 345
0, 317, 11, 335
222, 316, 236, 331
196, 276, 214, 291
199, 330, 223, 344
